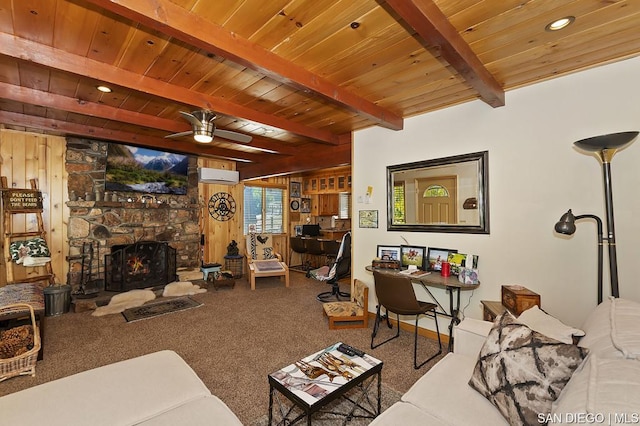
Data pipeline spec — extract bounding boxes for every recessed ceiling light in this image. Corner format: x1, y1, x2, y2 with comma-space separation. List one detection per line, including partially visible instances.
545, 16, 575, 32
96, 85, 112, 93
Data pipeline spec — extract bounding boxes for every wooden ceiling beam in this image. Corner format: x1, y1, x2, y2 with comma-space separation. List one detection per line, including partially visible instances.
0, 81, 301, 156
0, 32, 340, 145
0, 110, 267, 163
238, 135, 352, 180
384, 0, 505, 108
83, 0, 404, 131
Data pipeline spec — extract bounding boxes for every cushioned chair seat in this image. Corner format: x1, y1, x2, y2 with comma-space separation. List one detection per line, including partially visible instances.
322, 279, 368, 329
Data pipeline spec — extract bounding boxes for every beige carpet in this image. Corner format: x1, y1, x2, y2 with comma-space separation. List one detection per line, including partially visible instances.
0, 273, 447, 424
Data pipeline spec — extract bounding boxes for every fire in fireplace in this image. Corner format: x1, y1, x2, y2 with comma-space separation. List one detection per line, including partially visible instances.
105, 241, 177, 292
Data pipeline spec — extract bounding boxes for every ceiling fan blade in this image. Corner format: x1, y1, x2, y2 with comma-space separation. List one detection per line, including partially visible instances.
165, 130, 194, 139
214, 129, 252, 143
178, 111, 203, 128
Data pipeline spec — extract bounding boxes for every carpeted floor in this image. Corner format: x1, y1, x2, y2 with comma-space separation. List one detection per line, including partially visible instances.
0, 272, 447, 424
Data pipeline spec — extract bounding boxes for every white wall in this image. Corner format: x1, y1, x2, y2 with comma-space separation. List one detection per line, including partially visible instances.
353, 56, 640, 330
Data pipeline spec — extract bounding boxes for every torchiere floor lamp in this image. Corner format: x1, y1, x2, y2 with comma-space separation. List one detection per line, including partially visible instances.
554, 131, 638, 304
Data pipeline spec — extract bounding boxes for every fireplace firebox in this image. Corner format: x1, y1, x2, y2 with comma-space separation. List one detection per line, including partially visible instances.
105, 241, 177, 292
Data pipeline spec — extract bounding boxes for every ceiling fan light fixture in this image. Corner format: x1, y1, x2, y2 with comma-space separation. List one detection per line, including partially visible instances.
192, 117, 215, 143
545, 16, 575, 32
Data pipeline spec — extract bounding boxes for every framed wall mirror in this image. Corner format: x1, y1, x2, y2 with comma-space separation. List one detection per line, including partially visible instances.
387, 151, 489, 234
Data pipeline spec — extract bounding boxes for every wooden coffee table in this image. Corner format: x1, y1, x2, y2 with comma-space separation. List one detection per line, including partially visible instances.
268, 342, 383, 425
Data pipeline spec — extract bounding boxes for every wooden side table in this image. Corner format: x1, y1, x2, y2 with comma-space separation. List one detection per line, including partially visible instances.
481, 300, 506, 322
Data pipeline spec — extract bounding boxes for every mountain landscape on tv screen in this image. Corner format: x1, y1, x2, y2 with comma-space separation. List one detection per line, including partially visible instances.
105, 144, 189, 195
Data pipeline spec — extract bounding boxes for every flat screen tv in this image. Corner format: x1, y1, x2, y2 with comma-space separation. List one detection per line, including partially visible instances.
105, 144, 189, 195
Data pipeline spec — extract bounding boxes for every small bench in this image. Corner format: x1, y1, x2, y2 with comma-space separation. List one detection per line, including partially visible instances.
0, 283, 45, 360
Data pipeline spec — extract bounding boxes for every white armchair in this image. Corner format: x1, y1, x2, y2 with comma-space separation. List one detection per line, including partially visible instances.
245, 233, 289, 290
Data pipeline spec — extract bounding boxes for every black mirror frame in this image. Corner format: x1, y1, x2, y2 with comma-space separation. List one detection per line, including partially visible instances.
386, 151, 490, 234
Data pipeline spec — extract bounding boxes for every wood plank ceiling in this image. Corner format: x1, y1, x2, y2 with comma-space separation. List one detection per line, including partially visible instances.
0, 0, 638, 180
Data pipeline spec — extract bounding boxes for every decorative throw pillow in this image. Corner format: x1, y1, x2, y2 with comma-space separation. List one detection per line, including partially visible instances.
9, 237, 51, 261
469, 312, 589, 426
517, 305, 585, 344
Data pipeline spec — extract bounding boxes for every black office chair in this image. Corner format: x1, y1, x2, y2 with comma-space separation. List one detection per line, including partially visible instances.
321, 239, 340, 265
309, 231, 351, 302
370, 270, 442, 369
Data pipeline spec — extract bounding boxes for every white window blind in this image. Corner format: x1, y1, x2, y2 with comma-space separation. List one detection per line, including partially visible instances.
243, 186, 284, 234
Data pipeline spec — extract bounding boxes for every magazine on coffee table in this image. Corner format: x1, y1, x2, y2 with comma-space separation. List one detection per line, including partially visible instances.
269, 342, 381, 405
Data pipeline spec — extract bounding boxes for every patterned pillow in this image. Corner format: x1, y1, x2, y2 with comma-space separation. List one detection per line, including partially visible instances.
247, 233, 275, 260
469, 312, 589, 426
9, 237, 51, 261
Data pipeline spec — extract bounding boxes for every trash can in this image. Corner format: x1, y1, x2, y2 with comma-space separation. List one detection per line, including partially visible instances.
44, 285, 71, 317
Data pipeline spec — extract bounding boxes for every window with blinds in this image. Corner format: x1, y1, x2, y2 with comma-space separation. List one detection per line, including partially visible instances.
243, 186, 284, 234
338, 193, 351, 219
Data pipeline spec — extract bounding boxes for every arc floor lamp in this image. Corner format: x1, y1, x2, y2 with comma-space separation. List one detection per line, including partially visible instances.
554, 131, 639, 304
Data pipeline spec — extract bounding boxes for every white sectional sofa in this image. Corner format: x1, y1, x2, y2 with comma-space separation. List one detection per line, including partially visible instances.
0, 350, 242, 426
371, 297, 640, 425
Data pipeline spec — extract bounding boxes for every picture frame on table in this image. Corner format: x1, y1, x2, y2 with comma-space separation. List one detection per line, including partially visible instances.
426, 247, 458, 272
400, 245, 426, 270
377, 245, 401, 261
447, 253, 480, 276
359, 210, 378, 228
290, 182, 301, 198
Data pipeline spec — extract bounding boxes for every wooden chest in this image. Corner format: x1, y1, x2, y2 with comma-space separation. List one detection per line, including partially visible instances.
501, 285, 540, 315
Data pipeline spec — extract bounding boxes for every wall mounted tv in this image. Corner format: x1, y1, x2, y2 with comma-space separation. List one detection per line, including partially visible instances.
105, 144, 189, 195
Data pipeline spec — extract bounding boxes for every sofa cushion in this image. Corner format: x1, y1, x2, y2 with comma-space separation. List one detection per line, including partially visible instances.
369, 401, 446, 426
517, 305, 585, 344
552, 354, 640, 418
0, 350, 217, 426
468, 312, 589, 426
579, 297, 640, 359
401, 353, 508, 426
136, 395, 243, 426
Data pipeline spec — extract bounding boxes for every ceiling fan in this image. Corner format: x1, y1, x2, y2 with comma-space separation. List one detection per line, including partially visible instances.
165, 110, 252, 144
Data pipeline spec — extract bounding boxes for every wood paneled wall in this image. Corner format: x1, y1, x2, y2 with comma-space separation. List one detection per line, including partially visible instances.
197, 158, 290, 268
0, 130, 294, 286
0, 129, 69, 286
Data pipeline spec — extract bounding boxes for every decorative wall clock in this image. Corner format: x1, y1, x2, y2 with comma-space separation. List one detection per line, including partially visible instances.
290, 199, 300, 211
208, 192, 236, 221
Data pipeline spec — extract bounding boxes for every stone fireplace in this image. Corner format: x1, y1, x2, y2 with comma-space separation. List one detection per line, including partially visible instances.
105, 242, 177, 292
65, 138, 200, 294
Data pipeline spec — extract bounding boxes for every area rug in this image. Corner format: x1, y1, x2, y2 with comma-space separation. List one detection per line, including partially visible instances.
248, 383, 402, 426
122, 297, 202, 322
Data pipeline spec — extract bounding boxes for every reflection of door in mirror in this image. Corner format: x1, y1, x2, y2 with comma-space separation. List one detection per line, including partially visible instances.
417, 176, 457, 224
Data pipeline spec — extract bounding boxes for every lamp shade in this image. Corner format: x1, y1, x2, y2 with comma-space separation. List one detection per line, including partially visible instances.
554, 209, 577, 235
574, 131, 639, 152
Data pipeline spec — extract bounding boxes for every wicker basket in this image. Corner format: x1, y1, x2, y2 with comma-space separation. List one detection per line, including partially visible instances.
0, 303, 41, 382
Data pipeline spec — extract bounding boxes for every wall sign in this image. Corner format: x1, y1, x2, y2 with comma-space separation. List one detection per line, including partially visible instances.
1, 189, 43, 212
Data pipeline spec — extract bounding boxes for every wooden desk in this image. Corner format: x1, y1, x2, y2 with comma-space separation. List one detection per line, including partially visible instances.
365, 266, 479, 351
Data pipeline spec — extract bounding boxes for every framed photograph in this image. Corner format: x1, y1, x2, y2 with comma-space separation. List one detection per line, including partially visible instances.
294, 225, 303, 236
300, 198, 311, 213
290, 181, 301, 198
426, 247, 458, 272
400, 245, 426, 270
359, 210, 378, 228
377, 245, 401, 261
447, 253, 479, 276
290, 199, 300, 211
